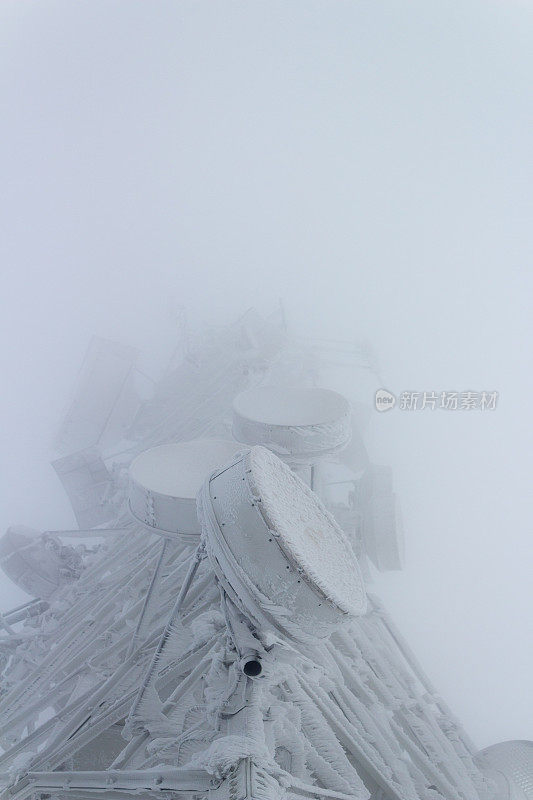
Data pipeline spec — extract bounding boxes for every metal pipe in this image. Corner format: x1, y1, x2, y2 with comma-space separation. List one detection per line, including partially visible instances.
126, 545, 205, 732
126, 539, 168, 657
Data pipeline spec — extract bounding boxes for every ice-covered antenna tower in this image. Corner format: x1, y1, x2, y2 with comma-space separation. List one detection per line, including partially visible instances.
0, 308, 530, 800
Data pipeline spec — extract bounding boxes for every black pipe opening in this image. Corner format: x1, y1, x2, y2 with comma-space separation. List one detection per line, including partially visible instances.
242, 659, 262, 677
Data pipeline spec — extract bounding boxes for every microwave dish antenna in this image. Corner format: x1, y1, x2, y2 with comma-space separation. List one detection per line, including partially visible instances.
199, 445, 366, 641
232, 386, 351, 458
128, 439, 240, 540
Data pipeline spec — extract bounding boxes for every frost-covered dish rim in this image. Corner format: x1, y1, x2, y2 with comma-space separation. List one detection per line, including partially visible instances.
246, 446, 366, 616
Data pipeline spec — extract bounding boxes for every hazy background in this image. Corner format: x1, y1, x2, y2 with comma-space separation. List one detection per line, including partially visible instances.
1, 0, 531, 749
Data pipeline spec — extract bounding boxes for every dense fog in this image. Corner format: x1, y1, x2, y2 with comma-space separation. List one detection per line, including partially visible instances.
1, 0, 531, 750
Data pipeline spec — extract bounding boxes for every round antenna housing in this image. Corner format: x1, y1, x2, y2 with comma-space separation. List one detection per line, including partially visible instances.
232, 386, 351, 458
129, 439, 240, 540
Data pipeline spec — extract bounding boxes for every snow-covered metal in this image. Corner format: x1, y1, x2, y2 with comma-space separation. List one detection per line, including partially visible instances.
53, 337, 139, 455
360, 466, 404, 572
0, 308, 516, 800
51, 448, 119, 529
128, 439, 240, 539
232, 386, 351, 459
0, 526, 81, 599
480, 741, 533, 799
199, 445, 366, 642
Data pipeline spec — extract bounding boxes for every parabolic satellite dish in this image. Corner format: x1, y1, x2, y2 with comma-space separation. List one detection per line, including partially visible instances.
128, 439, 240, 539
199, 445, 366, 640
232, 386, 352, 458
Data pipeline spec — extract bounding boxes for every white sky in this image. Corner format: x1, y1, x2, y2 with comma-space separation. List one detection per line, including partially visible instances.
0, 0, 532, 749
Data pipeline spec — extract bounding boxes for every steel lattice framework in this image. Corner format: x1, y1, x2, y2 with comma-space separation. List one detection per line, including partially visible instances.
0, 309, 527, 800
